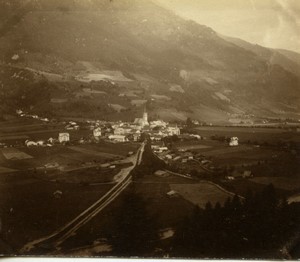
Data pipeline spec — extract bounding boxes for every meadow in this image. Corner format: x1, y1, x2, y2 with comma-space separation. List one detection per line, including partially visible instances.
194, 126, 300, 143
170, 182, 233, 208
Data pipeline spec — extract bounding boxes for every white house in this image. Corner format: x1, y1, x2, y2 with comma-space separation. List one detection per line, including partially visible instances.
229, 137, 239, 146
25, 140, 37, 147
58, 133, 70, 143
167, 126, 180, 136
190, 134, 201, 139
41, 118, 49, 122
36, 140, 45, 146
69, 121, 77, 126
93, 127, 102, 138
133, 133, 141, 142
48, 137, 55, 144
158, 146, 168, 153
150, 120, 167, 128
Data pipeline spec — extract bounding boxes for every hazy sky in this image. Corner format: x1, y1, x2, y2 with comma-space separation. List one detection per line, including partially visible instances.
155, 0, 300, 53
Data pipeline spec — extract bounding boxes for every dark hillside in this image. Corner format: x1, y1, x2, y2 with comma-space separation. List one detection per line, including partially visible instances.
0, 0, 299, 123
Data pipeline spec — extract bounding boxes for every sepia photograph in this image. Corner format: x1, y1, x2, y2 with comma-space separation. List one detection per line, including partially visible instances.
0, 0, 299, 259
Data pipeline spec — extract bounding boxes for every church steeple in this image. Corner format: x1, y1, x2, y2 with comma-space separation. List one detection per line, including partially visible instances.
142, 105, 148, 125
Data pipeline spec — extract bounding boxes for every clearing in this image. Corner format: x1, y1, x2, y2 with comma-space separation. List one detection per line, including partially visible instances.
170, 182, 233, 208
75, 71, 132, 82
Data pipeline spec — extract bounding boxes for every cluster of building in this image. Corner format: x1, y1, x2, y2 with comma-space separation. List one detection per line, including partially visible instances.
25, 135, 67, 147
152, 143, 210, 165
19, 108, 181, 146
61, 109, 181, 143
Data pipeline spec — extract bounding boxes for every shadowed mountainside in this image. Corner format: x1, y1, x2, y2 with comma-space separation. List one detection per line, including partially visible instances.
0, 0, 299, 123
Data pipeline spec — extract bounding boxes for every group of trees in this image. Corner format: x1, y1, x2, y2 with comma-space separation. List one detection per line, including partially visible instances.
172, 184, 299, 258
102, 184, 299, 258
105, 191, 159, 257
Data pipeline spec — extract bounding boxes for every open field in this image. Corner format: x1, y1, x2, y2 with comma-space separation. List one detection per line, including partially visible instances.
170, 133, 299, 202
0, 118, 41, 129
0, 135, 30, 141
194, 126, 300, 143
208, 147, 279, 166
173, 138, 297, 170
0, 141, 139, 175
69, 146, 122, 159
176, 144, 211, 150
1, 148, 33, 160
0, 142, 141, 251
196, 126, 292, 133
199, 144, 253, 156
251, 177, 300, 191
0, 118, 64, 143
219, 179, 289, 198
0, 173, 113, 251
40, 166, 121, 184
0, 124, 48, 133
84, 142, 140, 157
170, 182, 232, 208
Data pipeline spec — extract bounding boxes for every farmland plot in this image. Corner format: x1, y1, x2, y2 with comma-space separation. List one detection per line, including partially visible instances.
69, 146, 122, 159
203, 145, 253, 156
170, 182, 232, 208
1, 148, 33, 160
251, 177, 300, 191
176, 144, 211, 151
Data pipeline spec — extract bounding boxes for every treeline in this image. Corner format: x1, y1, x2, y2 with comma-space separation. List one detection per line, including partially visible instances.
172, 184, 300, 258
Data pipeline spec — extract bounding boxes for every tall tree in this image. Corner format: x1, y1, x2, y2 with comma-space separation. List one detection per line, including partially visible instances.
108, 192, 159, 257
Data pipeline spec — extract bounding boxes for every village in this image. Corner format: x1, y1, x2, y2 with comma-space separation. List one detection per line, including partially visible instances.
2, 107, 299, 186
10, 108, 181, 146
0, 107, 262, 183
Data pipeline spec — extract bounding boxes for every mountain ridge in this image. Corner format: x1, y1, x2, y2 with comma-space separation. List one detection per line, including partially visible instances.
0, 0, 299, 124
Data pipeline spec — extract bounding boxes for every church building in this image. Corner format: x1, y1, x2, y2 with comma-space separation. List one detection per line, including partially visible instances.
134, 107, 149, 127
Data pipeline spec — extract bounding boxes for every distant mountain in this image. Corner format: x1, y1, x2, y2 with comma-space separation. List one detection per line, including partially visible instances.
276, 49, 300, 67
0, 0, 299, 124
222, 35, 300, 77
